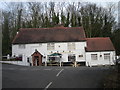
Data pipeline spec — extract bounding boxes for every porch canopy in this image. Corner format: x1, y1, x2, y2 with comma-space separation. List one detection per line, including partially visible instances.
48, 53, 62, 62
48, 53, 62, 57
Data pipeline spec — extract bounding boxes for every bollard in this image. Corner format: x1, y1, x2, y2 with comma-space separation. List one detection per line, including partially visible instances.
60, 61, 61, 67
7, 54, 10, 60
45, 60, 47, 66
74, 61, 77, 67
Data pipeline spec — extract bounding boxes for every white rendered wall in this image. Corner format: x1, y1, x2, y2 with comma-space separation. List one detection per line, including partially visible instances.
12, 41, 87, 63
86, 51, 116, 66
0, 61, 30, 66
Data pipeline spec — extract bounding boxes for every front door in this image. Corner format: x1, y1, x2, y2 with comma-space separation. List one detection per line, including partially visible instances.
32, 50, 42, 66
34, 56, 39, 66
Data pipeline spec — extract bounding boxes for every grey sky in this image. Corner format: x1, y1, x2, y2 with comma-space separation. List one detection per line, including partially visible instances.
0, 0, 119, 22
0, 0, 119, 2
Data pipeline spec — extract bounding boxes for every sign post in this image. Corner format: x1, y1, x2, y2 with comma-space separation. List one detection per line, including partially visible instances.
60, 60, 61, 67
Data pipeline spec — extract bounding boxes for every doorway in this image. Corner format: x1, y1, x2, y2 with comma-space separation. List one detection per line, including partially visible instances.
31, 50, 42, 66
34, 56, 39, 66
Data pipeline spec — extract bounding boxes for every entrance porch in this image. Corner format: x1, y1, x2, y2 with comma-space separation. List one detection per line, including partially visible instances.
31, 50, 43, 66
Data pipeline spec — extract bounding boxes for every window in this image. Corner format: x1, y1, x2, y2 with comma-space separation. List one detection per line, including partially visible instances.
91, 54, 97, 60
79, 55, 83, 57
68, 43, 75, 50
19, 44, 26, 49
104, 53, 110, 60
27, 57, 29, 62
47, 43, 54, 50
68, 55, 76, 62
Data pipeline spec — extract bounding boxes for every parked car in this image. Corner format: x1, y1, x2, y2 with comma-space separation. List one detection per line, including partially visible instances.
15, 57, 22, 61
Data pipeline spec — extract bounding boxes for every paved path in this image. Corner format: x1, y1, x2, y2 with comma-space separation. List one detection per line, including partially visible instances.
1, 64, 113, 88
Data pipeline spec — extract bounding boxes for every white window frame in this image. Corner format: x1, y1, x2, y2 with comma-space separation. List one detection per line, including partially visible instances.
104, 53, 110, 60
18, 44, 26, 49
68, 42, 75, 50
47, 43, 55, 50
91, 54, 97, 60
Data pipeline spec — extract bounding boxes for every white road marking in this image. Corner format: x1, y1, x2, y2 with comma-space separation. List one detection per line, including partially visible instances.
56, 69, 64, 77
45, 82, 52, 89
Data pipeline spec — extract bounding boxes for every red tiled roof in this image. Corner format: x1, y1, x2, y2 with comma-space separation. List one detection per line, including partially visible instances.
86, 37, 115, 52
12, 27, 86, 44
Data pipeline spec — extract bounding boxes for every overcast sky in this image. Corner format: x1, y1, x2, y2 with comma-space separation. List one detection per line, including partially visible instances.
0, 0, 119, 22
0, 0, 119, 8
0, 0, 119, 2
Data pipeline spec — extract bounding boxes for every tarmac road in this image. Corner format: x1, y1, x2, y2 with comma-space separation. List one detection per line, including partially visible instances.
1, 64, 112, 89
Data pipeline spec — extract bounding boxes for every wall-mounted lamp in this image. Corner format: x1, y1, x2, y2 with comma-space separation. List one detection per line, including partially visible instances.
60, 56, 62, 58
100, 55, 102, 57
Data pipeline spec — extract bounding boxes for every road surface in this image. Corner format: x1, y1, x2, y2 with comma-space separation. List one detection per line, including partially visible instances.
2, 64, 113, 89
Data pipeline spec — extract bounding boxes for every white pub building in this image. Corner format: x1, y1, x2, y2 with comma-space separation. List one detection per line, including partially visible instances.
12, 26, 116, 66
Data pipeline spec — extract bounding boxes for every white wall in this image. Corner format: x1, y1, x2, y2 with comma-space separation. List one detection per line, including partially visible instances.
12, 41, 86, 64
12, 42, 116, 66
86, 51, 116, 66
0, 61, 30, 66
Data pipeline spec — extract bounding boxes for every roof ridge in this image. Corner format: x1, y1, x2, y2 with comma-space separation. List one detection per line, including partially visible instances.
19, 28, 49, 30
19, 27, 83, 31
86, 37, 109, 39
